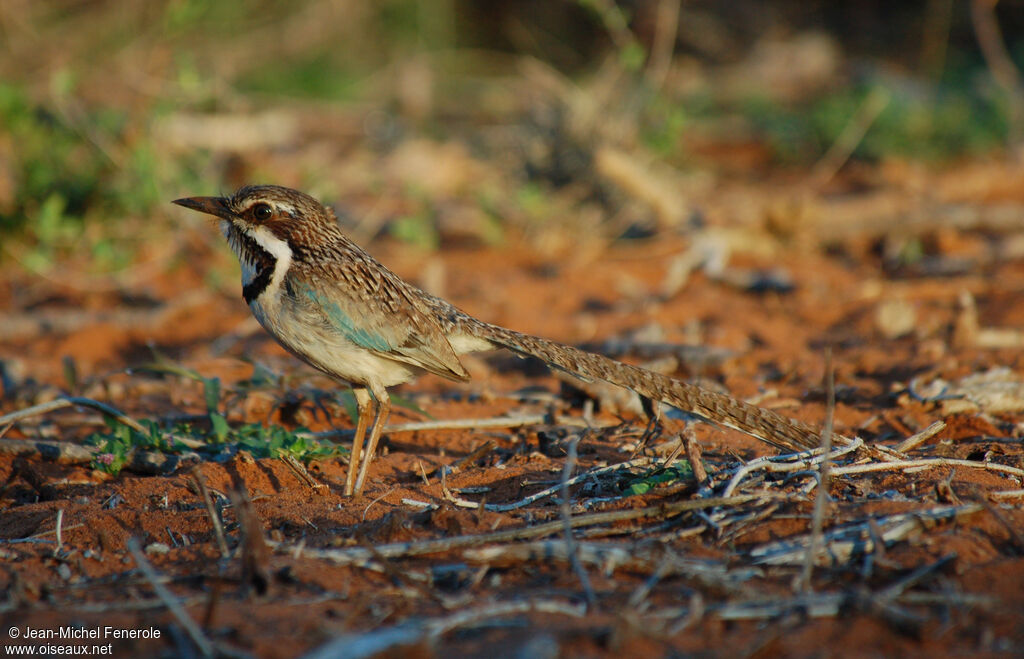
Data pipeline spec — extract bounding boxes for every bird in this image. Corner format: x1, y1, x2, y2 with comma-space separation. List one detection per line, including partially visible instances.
174, 185, 825, 496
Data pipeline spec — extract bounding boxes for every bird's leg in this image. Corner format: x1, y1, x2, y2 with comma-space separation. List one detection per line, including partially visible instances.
630, 395, 663, 458
345, 386, 374, 496
352, 387, 391, 496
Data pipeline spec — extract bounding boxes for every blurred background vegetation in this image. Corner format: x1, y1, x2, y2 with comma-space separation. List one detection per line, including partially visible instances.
2, 0, 1024, 268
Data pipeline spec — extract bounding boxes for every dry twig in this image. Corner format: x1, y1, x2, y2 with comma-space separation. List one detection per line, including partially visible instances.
126, 538, 216, 658
721, 439, 863, 497
750, 503, 982, 566
560, 436, 596, 609
893, 420, 946, 453
191, 468, 230, 559
274, 493, 767, 567
229, 489, 272, 596
830, 458, 1024, 480
800, 351, 835, 592
485, 457, 653, 512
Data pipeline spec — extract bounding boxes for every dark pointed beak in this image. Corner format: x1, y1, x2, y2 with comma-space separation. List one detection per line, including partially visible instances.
172, 196, 234, 221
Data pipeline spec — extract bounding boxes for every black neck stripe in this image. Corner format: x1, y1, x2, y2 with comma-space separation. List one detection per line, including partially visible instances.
238, 231, 277, 304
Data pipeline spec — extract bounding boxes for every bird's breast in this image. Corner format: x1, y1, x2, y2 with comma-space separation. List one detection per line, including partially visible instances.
250, 290, 422, 388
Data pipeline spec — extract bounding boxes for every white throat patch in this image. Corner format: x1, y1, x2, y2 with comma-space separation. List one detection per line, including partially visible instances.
247, 224, 291, 300
224, 220, 293, 304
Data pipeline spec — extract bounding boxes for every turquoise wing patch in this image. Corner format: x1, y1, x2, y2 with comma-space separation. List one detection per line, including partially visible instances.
298, 283, 393, 353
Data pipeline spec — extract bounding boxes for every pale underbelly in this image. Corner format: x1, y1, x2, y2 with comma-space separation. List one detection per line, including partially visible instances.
248, 297, 425, 388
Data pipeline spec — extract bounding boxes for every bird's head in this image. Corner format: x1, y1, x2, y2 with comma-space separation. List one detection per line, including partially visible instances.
174, 185, 343, 301
174, 184, 348, 273
173, 184, 336, 243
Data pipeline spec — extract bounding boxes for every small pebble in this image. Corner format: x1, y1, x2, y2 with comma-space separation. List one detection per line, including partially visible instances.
145, 542, 171, 556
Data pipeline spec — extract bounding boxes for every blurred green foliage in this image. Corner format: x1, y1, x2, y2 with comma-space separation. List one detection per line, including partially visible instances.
0, 77, 204, 257
237, 54, 365, 100
738, 80, 1007, 164
0, 82, 110, 233
1, 0, 1021, 253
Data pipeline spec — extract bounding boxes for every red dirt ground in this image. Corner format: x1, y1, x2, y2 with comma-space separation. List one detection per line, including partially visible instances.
3, 163, 1024, 658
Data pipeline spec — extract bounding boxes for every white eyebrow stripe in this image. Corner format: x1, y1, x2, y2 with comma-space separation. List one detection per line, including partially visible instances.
242, 201, 299, 217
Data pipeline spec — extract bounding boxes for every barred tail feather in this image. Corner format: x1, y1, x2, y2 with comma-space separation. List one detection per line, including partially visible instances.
471, 321, 823, 452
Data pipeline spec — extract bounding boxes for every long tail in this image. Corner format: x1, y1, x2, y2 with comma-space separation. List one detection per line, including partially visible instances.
466, 320, 825, 452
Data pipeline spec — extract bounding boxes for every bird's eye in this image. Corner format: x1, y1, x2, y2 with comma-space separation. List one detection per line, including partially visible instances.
252, 203, 273, 220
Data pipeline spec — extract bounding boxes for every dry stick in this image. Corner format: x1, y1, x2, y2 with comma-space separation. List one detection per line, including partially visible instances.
0, 397, 108, 428
301, 626, 422, 659
440, 482, 483, 509
560, 436, 597, 610
876, 554, 956, 602
715, 587, 992, 622
626, 555, 674, 611
717, 503, 781, 546
749, 503, 982, 566
280, 454, 328, 495
667, 592, 707, 635
721, 439, 863, 498
830, 458, 1024, 480
426, 599, 585, 638
659, 436, 686, 476
800, 351, 836, 592
893, 420, 947, 453
416, 460, 430, 486
125, 537, 215, 658
682, 426, 707, 485
897, 591, 995, 608
362, 488, 395, 521
229, 488, 272, 596
449, 439, 497, 473
0, 438, 97, 463
54, 509, 65, 555
191, 468, 229, 559
717, 592, 847, 620
431, 439, 497, 478
275, 493, 767, 566
485, 457, 653, 512
0, 396, 205, 449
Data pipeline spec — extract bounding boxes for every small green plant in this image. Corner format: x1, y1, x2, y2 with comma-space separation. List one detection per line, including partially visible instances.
90, 356, 346, 475
215, 422, 342, 462
86, 419, 188, 475
622, 462, 694, 496
86, 415, 344, 476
